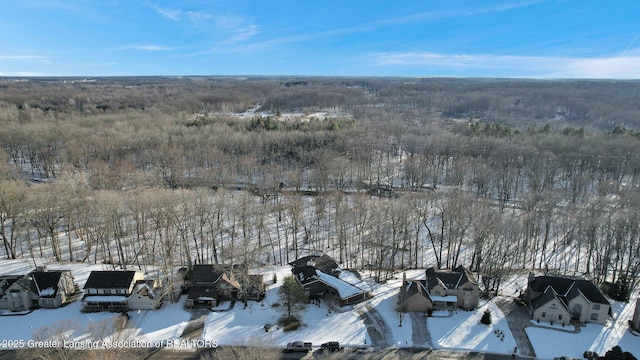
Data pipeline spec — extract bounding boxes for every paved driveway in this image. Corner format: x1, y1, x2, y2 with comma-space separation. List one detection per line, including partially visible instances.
357, 303, 393, 349
494, 297, 536, 358
409, 312, 433, 347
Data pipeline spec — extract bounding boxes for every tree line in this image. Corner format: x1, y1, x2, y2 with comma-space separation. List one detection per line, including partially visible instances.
1, 76, 640, 300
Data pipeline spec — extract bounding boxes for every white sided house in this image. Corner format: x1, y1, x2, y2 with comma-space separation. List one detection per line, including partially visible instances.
526, 273, 610, 325
400, 266, 481, 312
127, 279, 163, 310
82, 270, 162, 312
0, 269, 77, 312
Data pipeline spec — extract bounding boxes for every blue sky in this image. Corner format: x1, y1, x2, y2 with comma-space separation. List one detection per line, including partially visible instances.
1, 0, 640, 78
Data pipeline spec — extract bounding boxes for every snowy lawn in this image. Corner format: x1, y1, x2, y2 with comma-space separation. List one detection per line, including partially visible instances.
365, 274, 414, 347
527, 297, 640, 360
201, 266, 368, 348
428, 301, 516, 354
124, 295, 191, 343
0, 259, 192, 347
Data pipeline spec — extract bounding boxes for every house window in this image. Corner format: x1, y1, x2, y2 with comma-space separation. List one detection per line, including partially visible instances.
117, 289, 126, 295
550, 303, 557, 309
558, 315, 563, 320
592, 304, 600, 310
590, 313, 598, 321
110, 289, 116, 295
88, 289, 97, 294
11, 292, 18, 298
542, 312, 546, 318
98, 289, 105, 294
41, 298, 54, 306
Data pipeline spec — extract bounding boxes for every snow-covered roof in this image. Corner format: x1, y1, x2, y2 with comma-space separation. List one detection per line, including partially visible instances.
315, 270, 365, 300
39, 287, 55, 296
430, 295, 458, 302
82, 295, 127, 302
338, 270, 372, 293
133, 282, 156, 299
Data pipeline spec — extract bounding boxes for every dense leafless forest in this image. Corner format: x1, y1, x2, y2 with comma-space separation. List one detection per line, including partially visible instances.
1, 76, 639, 300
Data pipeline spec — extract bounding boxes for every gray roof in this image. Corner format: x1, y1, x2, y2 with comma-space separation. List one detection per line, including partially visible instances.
84, 271, 136, 289
529, 275, 610, 305
530, 288, 567, 311
190, 265, 224, 285
31, 271, 70, 297
425, 265, 476, 291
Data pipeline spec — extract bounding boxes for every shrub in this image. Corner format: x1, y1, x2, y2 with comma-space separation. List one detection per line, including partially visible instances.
278, 315, 301, 332
481, 309, 492, 325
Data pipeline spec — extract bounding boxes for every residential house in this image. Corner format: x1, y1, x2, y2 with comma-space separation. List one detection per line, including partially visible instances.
127, 279, 163, 310
31, 270, 76, 308
400, 266, 481, 312
0, 275, 34, 312
630, 298, 639, 330
526, 273, 610, 325
0, 269, 77, 312
290, 255, 371, 306
185, 264, 265, 308
82, 270, 145, 312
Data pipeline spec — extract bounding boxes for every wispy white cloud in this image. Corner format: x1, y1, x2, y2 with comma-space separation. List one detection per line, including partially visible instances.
146, 2, 229, 24
0, 55, 51, 64
116, 44, 175, 51
147, 2, 181, 20
192, 0, 545, 56
372, 0, 546, 27
145, 2, 259, 48
223, 25, 260, 45
371, 51, 640, 79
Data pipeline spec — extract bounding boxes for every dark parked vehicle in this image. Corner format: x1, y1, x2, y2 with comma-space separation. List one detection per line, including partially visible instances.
320, 341, 342, 353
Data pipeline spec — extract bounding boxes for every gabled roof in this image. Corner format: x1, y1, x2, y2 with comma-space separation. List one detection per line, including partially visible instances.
289, 254, 339, 275
405, 280, 430, 300
31, 271, 67, 297
425, 266, 476, 291
0, 275, 22, 291
315, 270, 366, 301
84, 271, 137, 289
289, 255, 368, 302
292, 265, 319, 285
529, 275, 609, 305
190, 265, 224, 285
219, 272, 241, 290
530, 288, 568, 311
132, 280, 157, 299
10, 274, 38, 295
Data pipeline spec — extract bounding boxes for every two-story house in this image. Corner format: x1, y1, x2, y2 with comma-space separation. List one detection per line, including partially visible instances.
526, 273, 610, 325
401, 266, 481, 312
82, 270, 144, 312
0, 269, 77, 312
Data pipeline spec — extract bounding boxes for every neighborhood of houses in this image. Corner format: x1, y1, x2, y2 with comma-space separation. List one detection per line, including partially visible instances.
1, 254, 639, 355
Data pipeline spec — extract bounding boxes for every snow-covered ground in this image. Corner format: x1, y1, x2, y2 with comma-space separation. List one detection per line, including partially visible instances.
429, 301, 516, 354
201, 265, 368, 348
1, 258, 639, 359
527, 296, 640, 359
0, 259, 192, 348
